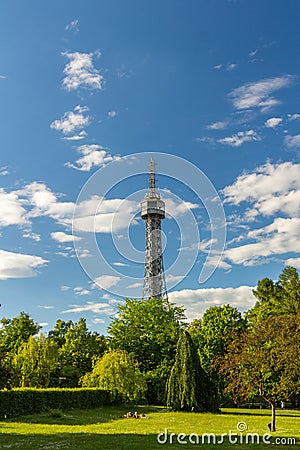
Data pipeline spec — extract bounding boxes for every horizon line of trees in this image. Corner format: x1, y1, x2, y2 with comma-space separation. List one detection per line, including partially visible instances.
0, 266, 299, 429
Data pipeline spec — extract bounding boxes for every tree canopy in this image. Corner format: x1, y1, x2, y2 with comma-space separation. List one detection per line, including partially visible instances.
0, 311, 41, 354
107, 297, 186, 372
220, 313, 300, 431
80, 349, 146, 402
248, 266, 300, 324
167, 330, 212, 412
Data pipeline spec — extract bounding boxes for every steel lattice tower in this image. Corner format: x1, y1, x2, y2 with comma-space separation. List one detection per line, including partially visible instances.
141, 159, 167, 300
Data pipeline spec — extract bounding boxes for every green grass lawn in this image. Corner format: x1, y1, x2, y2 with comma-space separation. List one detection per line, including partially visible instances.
0, 406, 298, 449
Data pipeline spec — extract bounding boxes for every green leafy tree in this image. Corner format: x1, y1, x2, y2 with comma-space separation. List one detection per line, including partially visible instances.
248, 266, 300, 324
48, 319, 73, 347
12, 333, 58, 388
189, 304, 247, 372
59, 318, 107, 386
220, 314, 300, 432
80, 350, 146, 402
107, 297, 186, 403
167, 330, 212, 411
108, 297, 186, 372
0, 311, 41, 354
188, 305, 246, 406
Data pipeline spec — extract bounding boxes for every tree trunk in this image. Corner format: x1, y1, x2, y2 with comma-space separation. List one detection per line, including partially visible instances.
270, 402, 276, 432
260, 392, 276, 432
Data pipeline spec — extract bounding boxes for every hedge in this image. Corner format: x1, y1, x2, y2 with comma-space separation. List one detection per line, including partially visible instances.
0, 388, 115, 418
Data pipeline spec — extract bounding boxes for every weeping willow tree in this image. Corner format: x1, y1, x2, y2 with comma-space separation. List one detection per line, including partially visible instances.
166, 330, 214, 411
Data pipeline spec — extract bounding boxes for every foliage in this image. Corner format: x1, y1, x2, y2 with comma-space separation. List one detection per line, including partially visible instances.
48, 319, 73, 348
220, 313, 300, 431
0, 311, 41, 354
107, 297, 186, 404
189, 304, 247, 372
11, 334, 58, 388
80, 350, 146, 402
107, 297, 186, 373
58, 318, 107, 386
188, 305, 246, 407
167, 330, 212, 412
0, 388, 113, 419
248, 266, 300, 324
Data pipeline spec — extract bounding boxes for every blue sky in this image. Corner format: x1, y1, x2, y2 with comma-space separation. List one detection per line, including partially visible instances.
1, 0, 300, 333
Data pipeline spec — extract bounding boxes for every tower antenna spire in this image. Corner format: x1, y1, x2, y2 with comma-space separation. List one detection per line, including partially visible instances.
141, 159, 167, 300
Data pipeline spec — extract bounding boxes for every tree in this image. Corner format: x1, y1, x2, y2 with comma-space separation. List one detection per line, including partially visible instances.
0, 311, 41, 354
248, 266, 300, 325
107, 297, 186, 403
12, 333, 58, 388
188, 305, 246, 407
80, 350, 146, 402
108, 297, 186, 372
189, 304, 247, 372
59, 318, 107, 386
167, 330, 212, 411
220, 314, 300, 432
48, 319, 73, 348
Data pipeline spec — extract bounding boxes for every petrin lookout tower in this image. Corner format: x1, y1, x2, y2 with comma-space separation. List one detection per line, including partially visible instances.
141, 159, 167, 300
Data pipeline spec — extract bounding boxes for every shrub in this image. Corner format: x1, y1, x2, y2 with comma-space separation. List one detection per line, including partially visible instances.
0, 388, 113, 418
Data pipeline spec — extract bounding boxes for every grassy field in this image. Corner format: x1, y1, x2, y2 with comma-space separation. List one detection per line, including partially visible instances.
0, 406, 298, 449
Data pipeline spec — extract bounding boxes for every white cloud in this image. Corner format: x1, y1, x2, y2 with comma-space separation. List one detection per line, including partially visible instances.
225, 217, 300, 266
229, 75, 295, 111
218, 129, 260, 147
65, 19, 79, 32
92, 318, 105, 324
223, 161, 300, 266
23, 231, 41, 242
226, 63, 237, 71
73, 196, 138, 233
38, 305, 54, 309
62, 130, 87, 141
50, 106, 90, 135
284, 134, 300, 149
206, 121, 228, 130
213, 64, 223, 70
222, 161, 300, 213
285, 257, 300, 268
287, 113, 300, 121
0, 189, 28, 227
61, 285, 71, 291
248, 49, 258, 58
265, 117, 283, 128
66, 145, 117, 172
112, 262, 128, 267
108, 110, 118, 118
194, 137, 215, 144
74, 286, 90, 296
127, 282, 143, 289
62, 51, 104, 91
38, 322, 49, 328
0, 166, 9, 176
169, 286, 255, 320
18, 182, 74, 227
0, 249, 47, 280
51, 231, 81, 243
164, 197, 198, 217
62, 301, 114, 315
94, 275, 121, 290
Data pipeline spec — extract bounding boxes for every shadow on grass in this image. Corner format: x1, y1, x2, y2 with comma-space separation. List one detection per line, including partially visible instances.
0, 431, 296, 450
5, 405, 166, 426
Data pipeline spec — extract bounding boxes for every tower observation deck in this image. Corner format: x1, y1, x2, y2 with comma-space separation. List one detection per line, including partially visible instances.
141, 159, 167, 300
